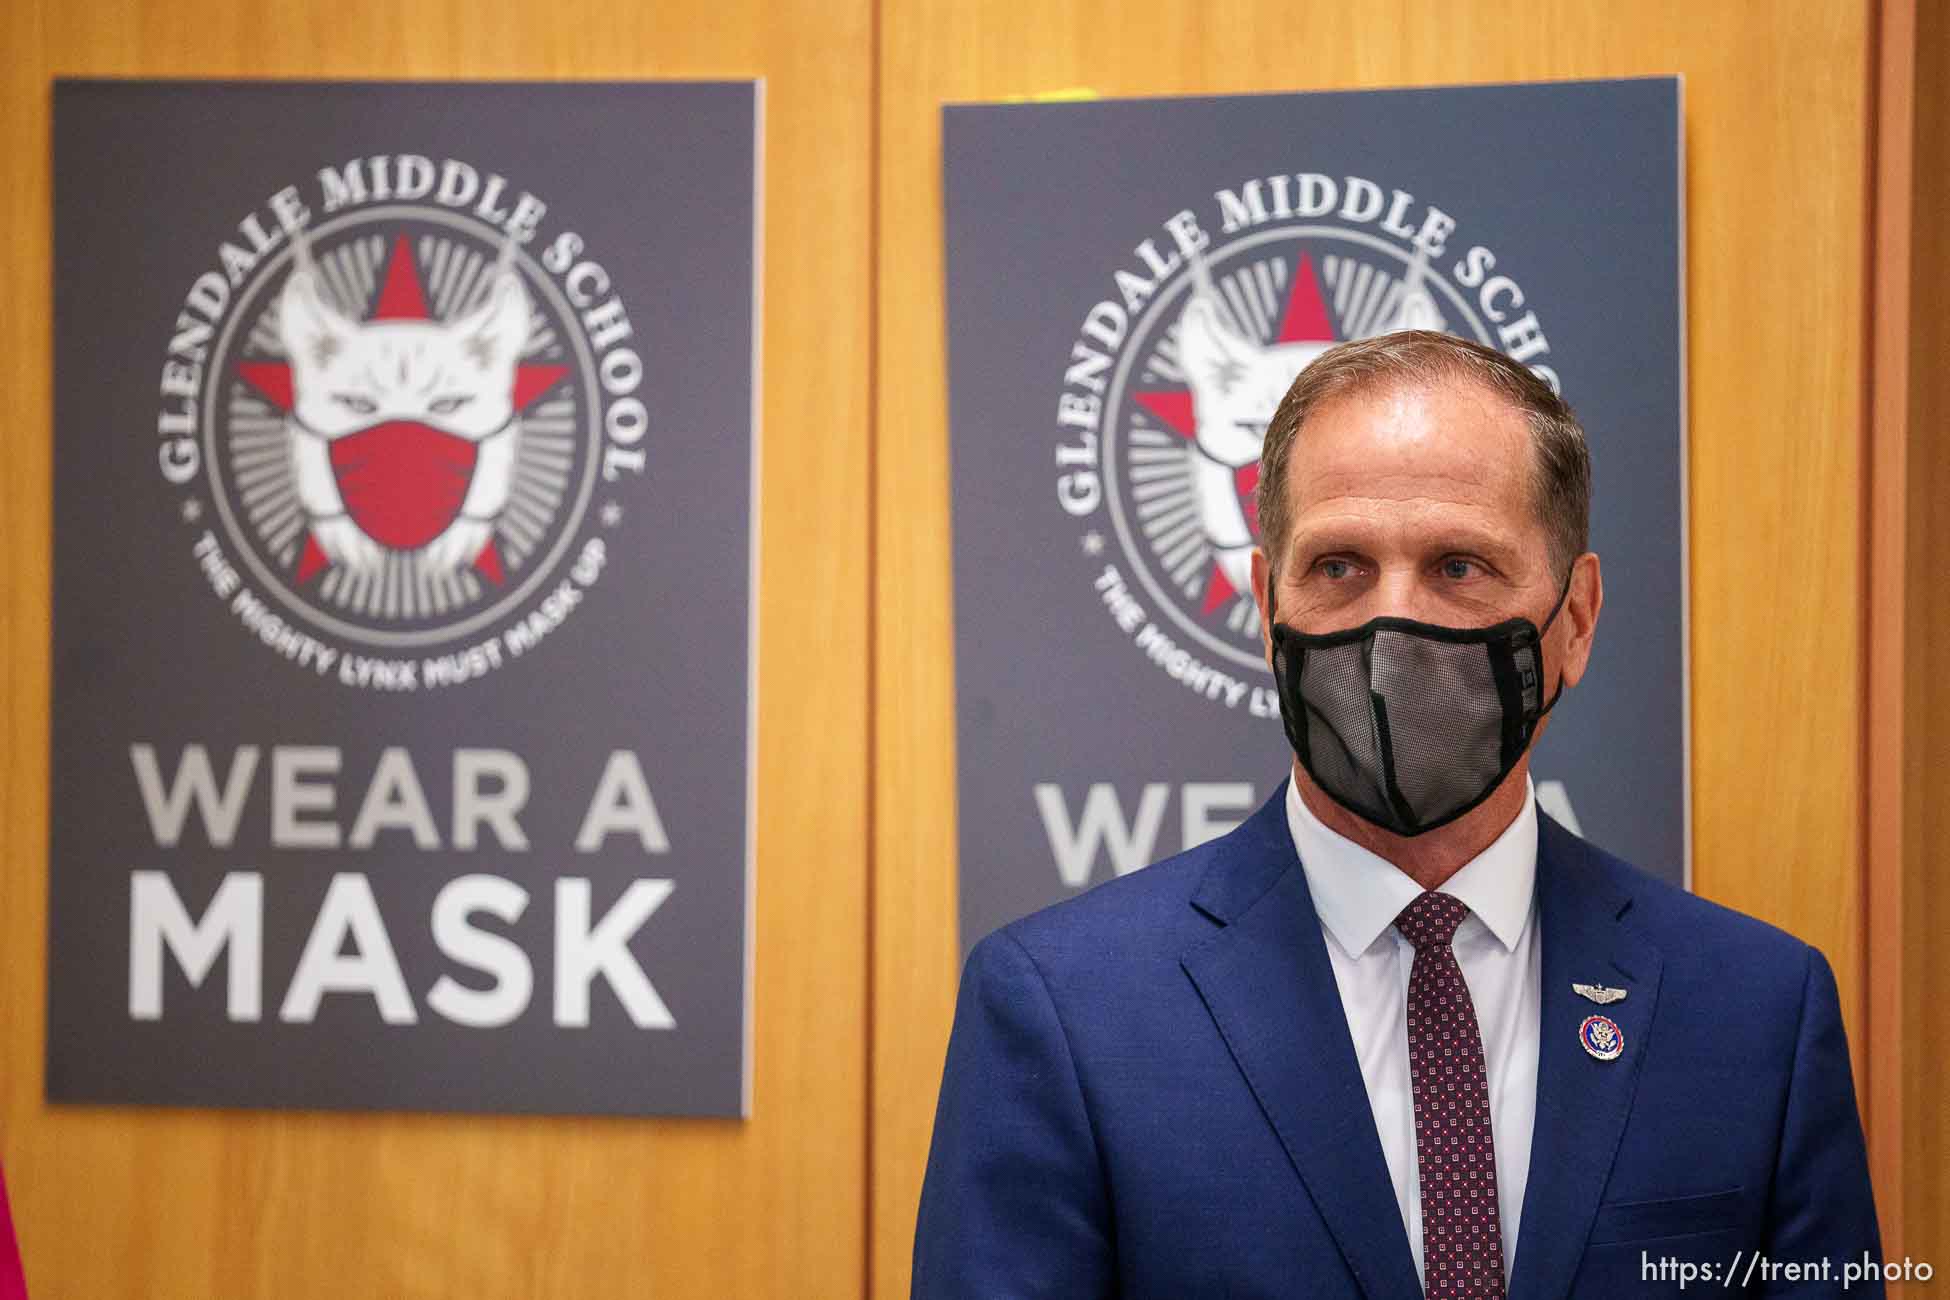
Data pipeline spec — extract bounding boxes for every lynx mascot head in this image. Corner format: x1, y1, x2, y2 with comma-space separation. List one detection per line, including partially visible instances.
278, 235, 531, 582
1175, 255, 1444, 602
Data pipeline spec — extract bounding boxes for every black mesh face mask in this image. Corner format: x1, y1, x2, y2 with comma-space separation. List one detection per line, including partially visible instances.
1267, 572, 1572, 837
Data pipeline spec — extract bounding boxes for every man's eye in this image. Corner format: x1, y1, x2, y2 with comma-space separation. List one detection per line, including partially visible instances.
1318, 559, 1354, 580
429, 395, 474, 415
1441, 558, 1479, 580
332, 394, 378, 415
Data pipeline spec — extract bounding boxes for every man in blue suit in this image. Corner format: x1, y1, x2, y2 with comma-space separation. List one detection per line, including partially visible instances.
913, 331, 1881, 1297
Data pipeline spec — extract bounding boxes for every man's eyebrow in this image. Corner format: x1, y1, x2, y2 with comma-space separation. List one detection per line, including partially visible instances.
1285, 529, 1526, 562
1424, 533, 1523, 561
1287, 531, 1375, 557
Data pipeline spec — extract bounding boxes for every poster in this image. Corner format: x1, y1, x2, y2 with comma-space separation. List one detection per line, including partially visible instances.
946, 79, 1685, 951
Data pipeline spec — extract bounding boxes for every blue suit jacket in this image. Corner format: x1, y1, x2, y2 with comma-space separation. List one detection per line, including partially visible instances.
913, 786, 1881, 1297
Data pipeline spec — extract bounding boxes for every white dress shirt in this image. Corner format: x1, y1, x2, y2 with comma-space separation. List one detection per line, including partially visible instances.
1285, 776, 1541, 1288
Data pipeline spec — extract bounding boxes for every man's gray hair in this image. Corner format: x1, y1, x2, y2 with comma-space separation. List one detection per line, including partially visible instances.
1255, 330, 1591, 574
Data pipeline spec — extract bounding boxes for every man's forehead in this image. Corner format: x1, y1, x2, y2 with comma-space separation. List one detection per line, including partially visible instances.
1271, 374, 1551, 567
1284, 377, 1532, 505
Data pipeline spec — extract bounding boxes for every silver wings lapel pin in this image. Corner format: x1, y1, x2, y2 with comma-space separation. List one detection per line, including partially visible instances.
1572, 982, 1628, 1005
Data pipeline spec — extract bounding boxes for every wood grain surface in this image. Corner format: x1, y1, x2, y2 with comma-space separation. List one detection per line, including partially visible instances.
0, 1, 872, 1296
1902, 0, 1948, 1272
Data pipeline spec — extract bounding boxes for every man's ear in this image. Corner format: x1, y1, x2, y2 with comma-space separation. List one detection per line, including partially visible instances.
277, 266, 353, 369
1555, 551, 1604, 688
1251, 546, 1274, 668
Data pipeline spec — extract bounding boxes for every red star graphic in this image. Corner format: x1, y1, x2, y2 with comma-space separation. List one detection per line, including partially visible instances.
235, 234, 566, 585
1132, 252, 1334, 617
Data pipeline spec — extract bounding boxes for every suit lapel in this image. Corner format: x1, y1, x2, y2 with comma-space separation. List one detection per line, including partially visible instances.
1507, 813, 1664, 1300
1181, 789, 1422, 1300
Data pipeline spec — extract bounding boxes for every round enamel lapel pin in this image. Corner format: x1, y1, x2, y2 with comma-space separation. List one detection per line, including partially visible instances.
1579, 1013, 1625, 1061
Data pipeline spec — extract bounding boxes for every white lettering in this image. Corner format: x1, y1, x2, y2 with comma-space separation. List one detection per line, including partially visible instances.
279, 874, 417, 1024
553, 878, 676, 1028
271, 746, 341, 849
129, 870, 262, 1021
130, 743, 259, 848
427, 875, 533, 1028
346, 747, 439, 849
1182, 782, 1256, 848
1034, 782, 1170, 888
452, 749, 531, 850
574, 751, 670, 853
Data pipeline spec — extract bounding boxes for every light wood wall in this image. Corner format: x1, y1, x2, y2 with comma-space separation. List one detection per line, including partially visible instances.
1903, 0, 1949, 1270
0, 1, 873, 1297
872, 1, 1883, 1294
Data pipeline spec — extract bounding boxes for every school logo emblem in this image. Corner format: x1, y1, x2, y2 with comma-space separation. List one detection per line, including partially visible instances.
1055, 175, 1560, 712
158, 158, 650, 689
237, 232, 569, 595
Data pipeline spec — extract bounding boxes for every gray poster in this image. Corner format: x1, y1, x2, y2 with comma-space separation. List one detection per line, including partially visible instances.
49, 80, 759, 1116
946, 79, 1686, 952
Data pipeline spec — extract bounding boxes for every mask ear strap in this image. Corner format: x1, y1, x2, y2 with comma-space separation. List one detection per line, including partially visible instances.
1540, 563, 1576, 634
1530, 563, 1579, 722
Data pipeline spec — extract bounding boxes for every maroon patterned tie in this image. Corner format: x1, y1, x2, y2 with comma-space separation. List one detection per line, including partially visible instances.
1395, 891, 1504, 1299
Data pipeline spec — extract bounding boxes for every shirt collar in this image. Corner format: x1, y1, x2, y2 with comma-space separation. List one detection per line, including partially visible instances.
1285, 773, 1538, 957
